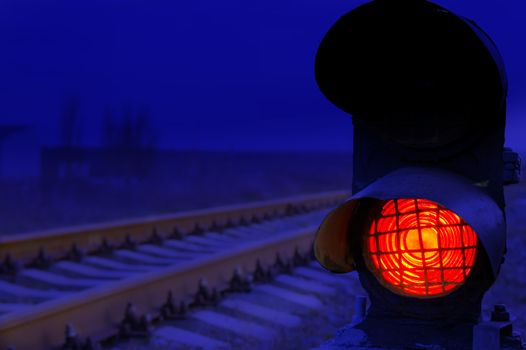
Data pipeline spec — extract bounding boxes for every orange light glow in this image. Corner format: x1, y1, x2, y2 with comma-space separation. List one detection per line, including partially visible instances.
365, 198, 478, 297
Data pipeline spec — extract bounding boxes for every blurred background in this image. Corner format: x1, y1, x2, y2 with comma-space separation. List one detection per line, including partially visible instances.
1, 0, 526, 340
0, 0, 524, 234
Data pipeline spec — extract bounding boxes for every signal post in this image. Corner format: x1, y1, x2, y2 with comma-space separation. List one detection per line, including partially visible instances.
313, 0, 523, 349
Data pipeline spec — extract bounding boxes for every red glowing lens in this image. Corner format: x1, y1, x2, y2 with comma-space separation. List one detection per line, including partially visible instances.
365, 198, 478, 297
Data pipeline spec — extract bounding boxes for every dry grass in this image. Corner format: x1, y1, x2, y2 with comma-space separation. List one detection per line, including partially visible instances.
0, 152, 352, 235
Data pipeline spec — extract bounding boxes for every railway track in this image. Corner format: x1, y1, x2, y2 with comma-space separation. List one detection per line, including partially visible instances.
0, 191, 348, 350
109, 261, 365, 350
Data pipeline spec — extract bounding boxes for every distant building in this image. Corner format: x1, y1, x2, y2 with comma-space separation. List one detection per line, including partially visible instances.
0, 126, 40, 179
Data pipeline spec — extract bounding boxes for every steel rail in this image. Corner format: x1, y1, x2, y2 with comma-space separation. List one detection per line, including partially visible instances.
0, 190, 348, 266
0, 225, 318, 350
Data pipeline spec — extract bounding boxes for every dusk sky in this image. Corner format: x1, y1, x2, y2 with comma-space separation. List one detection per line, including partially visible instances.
0, 0, 524, 151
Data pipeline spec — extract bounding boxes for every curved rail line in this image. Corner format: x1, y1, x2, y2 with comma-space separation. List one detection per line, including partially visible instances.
0, 191, 348, 350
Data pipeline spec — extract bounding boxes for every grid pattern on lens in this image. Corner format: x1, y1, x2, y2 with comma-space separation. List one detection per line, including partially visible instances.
364, 198, 478, 298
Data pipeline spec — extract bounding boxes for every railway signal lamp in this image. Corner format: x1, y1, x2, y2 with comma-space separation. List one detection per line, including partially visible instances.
313, 0, 520, 348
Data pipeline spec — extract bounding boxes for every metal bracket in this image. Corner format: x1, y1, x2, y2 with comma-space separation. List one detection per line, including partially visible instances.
503, 147, 521, 185
473, 305, 524, 350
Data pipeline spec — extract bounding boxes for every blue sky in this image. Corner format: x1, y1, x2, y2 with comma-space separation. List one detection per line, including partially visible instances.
0, 0, 524, 151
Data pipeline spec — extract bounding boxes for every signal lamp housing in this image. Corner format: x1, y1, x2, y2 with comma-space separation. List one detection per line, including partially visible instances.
314, 167, 504, 321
